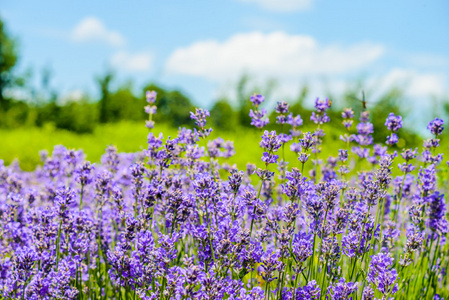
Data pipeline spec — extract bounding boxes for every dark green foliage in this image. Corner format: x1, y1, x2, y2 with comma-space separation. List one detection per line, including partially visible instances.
105, 85, 141, 122
236, 75, 253, 128
97, 71, 114, 123
34, 100, 98, 133
55, 101, 98, 133
210, 99, 238, 131
143, 83, 195, 127
0, 18, 19, 109
1, 100, 32, 128
35, 102, 59, 127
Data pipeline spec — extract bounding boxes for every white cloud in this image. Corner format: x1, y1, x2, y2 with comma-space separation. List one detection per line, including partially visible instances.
59, 89, 85, 105
166, 31, 385, 83
379, 69, 447, 98
71, 17, 125, 46
110, 51, 152, 72
64, 89, 85, 101
406, 53, 449, 69
237, 0, 313, 12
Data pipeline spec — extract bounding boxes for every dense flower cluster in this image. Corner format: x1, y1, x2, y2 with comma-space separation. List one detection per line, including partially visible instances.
0, 92, 448, 300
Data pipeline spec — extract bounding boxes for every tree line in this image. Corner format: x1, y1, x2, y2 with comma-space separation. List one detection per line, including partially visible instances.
0, 17, 445, 146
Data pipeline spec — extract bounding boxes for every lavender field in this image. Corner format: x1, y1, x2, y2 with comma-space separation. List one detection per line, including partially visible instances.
0, 92, 448, 300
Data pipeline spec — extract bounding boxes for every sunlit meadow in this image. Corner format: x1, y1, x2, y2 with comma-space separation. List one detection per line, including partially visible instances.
1, 92, 448, 300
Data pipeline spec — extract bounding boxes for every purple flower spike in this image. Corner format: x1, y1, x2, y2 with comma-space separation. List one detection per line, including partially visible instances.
276, 101, 290, 115
296, 280, 321, 299
190, 108, 210, 128
385, 113, 403, 132
250, 93, 265, 106
342, 108, 354, 119
327, 277, 358, 300
146, 90, 157, 103
314, 97, 331, 113
427, 117, 444, 136
250, 108, 269, 129
368, 253, 399, 296
386, 133, 399, 146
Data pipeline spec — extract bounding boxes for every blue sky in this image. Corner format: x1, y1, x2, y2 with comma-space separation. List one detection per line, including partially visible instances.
2, 0, 449, 117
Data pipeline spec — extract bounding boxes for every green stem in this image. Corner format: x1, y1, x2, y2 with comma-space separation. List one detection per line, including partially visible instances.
316, 208, 329, 275
320, 259, 328, 300
425, 235, 441, 297
249, 179, 264, 238
170, 209, 177, 238
314, 124, 321, 183
79, 184, 84, 211
351, 204, 371, 280
231, 192, 237, 223
56, 219, 63, 268
393, 171, 407, 222
308, 233, 317, 279
203, 198, 216, 267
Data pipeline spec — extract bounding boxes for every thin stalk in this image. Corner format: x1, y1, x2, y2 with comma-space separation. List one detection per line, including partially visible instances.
351, 204, 372, 280
419, 237, 435, 293
170, 209, 178, 238
231, 192, 237, 223
308, 233, 317, 279
319, 259, 328, 300
316, 208, 330, 275
424, 235, 441, 297
249, 179, 264, 238
393, 171, 407, 222
369, 195, 385, 258
264, 282, 270, 299
313, 124, 321, 183
203, 198, 216, 267
56, 219, 63, 267
79, 184, 84, 211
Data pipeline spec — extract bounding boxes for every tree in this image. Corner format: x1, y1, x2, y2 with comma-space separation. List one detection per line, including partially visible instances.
0, 17, 19, 109
142, 83, 194, 127
107, 83, 141, 122
210, 99, 237, 131
236, 75, 252, 127
96, 70, 114, 123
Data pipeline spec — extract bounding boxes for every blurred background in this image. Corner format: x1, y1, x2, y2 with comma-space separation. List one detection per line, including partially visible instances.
0, 0, 448, 169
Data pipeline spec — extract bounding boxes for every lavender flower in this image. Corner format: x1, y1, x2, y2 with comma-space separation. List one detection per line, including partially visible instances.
327, 278, 358, 300
291, 232, 313, 263
250, 93, 265, 106
190, 108, 210, 128
249, 109, 269, 129
260, 131, 282, 163
386, 133, 399, 146
276, 101, 290, 115
342, 108, 354, 119
427, 117, 444, 136
145, 90, 157, 129
191, 108, 212, 138
428, 191, 449, 235
296, 280, 320, 299
367, 253, 398, 296
385, 113, 403, 132
0, 92, 446, 300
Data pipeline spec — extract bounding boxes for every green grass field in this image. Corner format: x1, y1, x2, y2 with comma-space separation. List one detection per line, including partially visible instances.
1, 121, 448, 175
0, 122, 328, 171
0, 122, 267, 171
